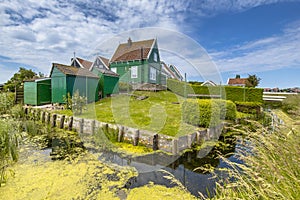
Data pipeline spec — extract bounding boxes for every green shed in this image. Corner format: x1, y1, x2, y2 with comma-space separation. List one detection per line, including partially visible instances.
90, 66, 119, 98
50, 63, 99, 104
24, 78, 51, 106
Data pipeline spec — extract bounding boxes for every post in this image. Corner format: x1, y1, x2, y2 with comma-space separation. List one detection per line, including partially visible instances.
68, 116, 73, 131
51, 114, 57, 128
79, 118, 84, 134
41, 111, 45, 123
46, 113, 51, 124
152, 134, 159, 151
172, 139, 178, 155
187, 134, 192, 148
118, 126, 124, 142
60, 115, 65, 129
133, 130, 140, 146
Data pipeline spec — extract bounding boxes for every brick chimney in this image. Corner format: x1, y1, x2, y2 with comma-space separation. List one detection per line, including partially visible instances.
127, 37, 132, 47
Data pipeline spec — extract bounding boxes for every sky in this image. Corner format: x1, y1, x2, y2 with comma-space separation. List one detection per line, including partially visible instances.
0, 0, 300, 88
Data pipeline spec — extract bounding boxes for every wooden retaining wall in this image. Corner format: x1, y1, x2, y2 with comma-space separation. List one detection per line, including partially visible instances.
24, 107, 224, 155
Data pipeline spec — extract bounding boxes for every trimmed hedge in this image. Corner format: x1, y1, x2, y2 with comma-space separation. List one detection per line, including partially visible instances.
167, 79, 263, 103
213, 99, 237, 120
182, 99, 221, 128
235, 101, 262, 114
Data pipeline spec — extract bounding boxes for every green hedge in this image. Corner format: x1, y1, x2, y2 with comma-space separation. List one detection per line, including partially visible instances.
167, 79, 263, 102
182, 99, 221, 128
213, 99, 237, 120
235, 101, 262, 114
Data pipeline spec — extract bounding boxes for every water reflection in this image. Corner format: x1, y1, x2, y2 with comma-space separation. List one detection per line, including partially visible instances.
92, 134, 244, 198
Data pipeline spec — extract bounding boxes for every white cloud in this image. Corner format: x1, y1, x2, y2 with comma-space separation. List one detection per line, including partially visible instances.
210, 20, 300, 74
0, 0, 297, 84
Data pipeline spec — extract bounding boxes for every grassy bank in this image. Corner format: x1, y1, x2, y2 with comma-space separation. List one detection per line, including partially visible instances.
56, 91, 202, 137
212, 110, 300, 199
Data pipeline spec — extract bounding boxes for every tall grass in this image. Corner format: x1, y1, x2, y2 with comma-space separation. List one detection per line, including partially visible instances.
0, 120, 20, 186
0, 92, 14, 115
212, 115, 300, 199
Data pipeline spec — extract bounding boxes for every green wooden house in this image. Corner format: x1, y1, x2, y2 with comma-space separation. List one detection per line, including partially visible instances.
109, 38, 163, 87
50, 63, 99, 103
24, 78, 51, 106
90, 56, 119, 98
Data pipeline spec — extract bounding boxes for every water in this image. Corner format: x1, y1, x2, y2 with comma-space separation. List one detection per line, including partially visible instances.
91, 136, 245, 198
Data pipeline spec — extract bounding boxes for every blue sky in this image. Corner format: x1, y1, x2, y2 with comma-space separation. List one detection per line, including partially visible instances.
0, 0, 300, 88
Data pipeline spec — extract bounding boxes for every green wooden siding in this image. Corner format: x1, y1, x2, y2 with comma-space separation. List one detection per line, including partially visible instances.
91, 68, 119, 98
51, 68, 67, 104
51, 66, 99, 103
110, 41, 162, 85
24, 79, 51, 106
24, 82, 37, 105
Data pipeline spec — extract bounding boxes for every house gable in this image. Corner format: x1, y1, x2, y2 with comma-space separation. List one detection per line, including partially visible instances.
71, 57, 93, 70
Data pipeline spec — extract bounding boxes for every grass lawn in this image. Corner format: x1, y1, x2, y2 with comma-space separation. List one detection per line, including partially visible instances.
56, 90, 201, 137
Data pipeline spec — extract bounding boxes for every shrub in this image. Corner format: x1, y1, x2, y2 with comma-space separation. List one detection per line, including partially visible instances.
213, 100, 237, 120
0, 92, 14, 115
10, 104, 25, 119
72, 90, 87, 115
63, 92, 72, 110
282, 95, 300, 116
167, 79, 194, 97
167, 79, 263, 102
182, 99, 221, 128
235, 101, 262, 114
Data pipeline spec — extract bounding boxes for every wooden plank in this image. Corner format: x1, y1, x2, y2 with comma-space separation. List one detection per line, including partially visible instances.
188, 94, 221, 98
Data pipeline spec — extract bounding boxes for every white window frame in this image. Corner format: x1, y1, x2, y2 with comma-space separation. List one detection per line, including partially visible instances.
150, 67, 156, 81
131, 66, 138, 78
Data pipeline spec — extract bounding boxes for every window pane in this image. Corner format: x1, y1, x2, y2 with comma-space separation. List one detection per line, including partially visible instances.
131, 66, 138, 78
150, 67, 156, 81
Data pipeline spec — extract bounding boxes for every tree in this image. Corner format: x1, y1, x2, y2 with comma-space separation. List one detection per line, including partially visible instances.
246, 74, 261, 88
4, 67, 37, 91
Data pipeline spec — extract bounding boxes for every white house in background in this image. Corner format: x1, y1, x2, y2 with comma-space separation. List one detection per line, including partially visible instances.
89, 56, 110, 71
70, 57, 93, 70
161, 61, 183, 81
201, 80, 217, 86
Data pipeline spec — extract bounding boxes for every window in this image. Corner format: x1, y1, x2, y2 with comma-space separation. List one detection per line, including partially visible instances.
111, 67, 117, 74
153, 52, 158, 62
150, 67, 156, 81
99, 64, 104, 69
131, 66, 138, 78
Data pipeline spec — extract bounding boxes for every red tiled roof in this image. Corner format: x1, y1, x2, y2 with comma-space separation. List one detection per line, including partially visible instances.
76, 57, 93, 69
110, 39, 154, 62
52, 63, 99, 79
227, 78, 247, 85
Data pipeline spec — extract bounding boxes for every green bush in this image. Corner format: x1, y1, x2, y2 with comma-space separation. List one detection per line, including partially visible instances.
72, 90, 87, 115
10, 104, 25, 119
167, 79, 263, 102
235, 101, 262, 114
282, 95, 300, 116
213, 100, 237, 120
182, 99, 221, 128
0, 92, 14, 115
167, 79, 194, 97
